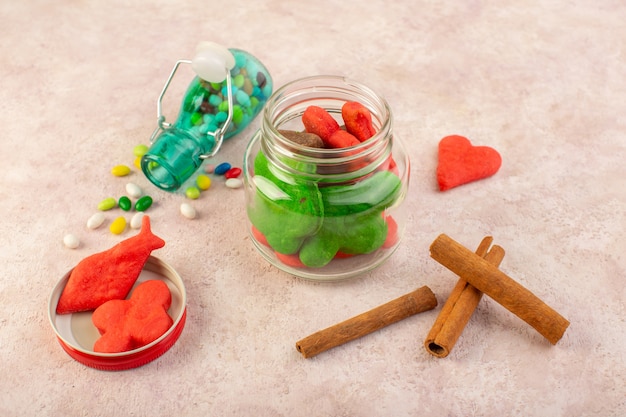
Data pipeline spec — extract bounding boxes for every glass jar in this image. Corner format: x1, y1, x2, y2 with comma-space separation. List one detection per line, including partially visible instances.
243, 75, 410, 281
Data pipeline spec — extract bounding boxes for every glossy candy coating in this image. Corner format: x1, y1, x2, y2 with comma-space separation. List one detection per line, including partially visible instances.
63, 234, 80, 249
134, 196, 153, 212
125, 182, 143, 198
185, 187, 201, 200
130, 212, 145, 229
109, 216, 127, 235
133, 144, 149, 157
225, 167, 242, 179
180, 203, 197, 219
87, 212, 106, 229
196, 174, 211, 190
214, 162, 231, 175
97, 197, 117, 211
118, 196, 132, 211
225, 178, 243, 189
111, 165, 131, 177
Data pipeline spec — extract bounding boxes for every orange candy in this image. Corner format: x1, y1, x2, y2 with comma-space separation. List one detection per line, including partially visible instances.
342, 101, 376, 142
302, 105, 340, 142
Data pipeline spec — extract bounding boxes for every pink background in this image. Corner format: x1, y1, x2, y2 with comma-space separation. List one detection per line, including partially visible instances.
1, 1, 624, 416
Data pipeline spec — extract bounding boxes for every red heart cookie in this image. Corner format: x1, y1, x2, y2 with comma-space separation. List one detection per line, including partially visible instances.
437, 135, 502, 191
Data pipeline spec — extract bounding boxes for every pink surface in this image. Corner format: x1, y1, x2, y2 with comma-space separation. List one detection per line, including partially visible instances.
1, 1, 625, 416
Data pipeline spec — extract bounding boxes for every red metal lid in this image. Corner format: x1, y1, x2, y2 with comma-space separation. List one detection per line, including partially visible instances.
48, 256, 187, 371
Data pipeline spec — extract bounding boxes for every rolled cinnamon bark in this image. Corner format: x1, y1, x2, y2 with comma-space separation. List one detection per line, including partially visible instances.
296, 286, 437, 358
425, 237, 505, 357
429, 234, 569, 344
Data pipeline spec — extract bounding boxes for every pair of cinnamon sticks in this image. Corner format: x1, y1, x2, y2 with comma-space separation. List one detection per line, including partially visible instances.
296, 234, 569, 359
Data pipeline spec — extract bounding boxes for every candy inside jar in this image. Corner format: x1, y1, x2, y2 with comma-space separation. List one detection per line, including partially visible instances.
142, 43, 273, 191
243, 75, 410, 281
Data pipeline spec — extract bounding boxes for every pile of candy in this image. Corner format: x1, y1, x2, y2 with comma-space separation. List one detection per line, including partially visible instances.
63, 142, 244, 249
179, 49, 272, 141
248, 101, 402, 269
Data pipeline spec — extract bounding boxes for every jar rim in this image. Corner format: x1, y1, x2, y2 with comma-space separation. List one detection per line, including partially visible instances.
260, 75, 394, 179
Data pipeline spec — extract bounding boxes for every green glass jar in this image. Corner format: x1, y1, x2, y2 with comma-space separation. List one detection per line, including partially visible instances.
243, 75, 410, 281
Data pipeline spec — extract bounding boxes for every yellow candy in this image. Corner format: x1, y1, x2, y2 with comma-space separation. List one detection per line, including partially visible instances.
133, 144, 149, 157
196, 174, 211, 190
134, 156, 142, 170
111, 164, 131, 177
97, 197, 117, 211
185, 186, 201, 200
109, 216, 127, 235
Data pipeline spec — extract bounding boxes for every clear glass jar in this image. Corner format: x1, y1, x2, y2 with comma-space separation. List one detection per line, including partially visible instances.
243, 75, 410, 281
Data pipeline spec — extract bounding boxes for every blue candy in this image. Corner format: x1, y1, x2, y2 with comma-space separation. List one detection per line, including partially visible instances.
214, 162, 232, 175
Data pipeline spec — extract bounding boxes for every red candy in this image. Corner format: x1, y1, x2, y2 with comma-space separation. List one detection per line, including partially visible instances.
436, 135, 502, 191
342, 101, 376, 142
275, 251, 305, 268
327, 129, 360, 149
302, 105, 340, 142
382, 215, 398, 249
225, 167, 242, 179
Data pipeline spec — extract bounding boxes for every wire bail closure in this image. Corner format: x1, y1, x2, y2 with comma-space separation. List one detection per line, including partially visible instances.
149, 59, 234, 160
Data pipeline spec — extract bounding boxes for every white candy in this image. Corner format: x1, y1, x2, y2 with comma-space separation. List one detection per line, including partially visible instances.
225, 178, 243, 189
125, 182, 143, 198
130, 212, 145, 229
86, 212, 106, 229
180, 203, 197, 219
63, 234, 80, 249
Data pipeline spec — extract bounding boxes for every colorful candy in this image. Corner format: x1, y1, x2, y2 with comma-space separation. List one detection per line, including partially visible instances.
196, 174, 212, 190
130, 212, 145, 229
63, 234, 80, 249
248, 101, 403, 269
302, 105, 340, 142
118, 196, 132, 211
109, 216, 127, 235
180, 48, 273, 140
342, 101, 376, 142
133, 144, 149, 157
225, 167, 242, 179
111, 165, 131, 177
185, 186, 201, 200
180, 203, 197, 219
225, 178, 243, 189
97, 197, 117, 211
125, 182, 143, 198
326, 129, 360, 149
214, 162, 232, 175
135, 196, 153, 212
87, 213, 106, 229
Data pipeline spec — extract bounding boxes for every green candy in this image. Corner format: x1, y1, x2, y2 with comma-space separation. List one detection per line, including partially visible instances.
118, 196, 132, 211
248, 152, 321, 254
298, 210, 388, 268
320, 171, 402, 216
135, 195, 153, 212
249, 151, 402, 267
97, 197, 116, 211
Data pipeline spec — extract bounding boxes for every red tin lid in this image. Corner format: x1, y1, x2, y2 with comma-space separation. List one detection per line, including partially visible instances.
48, 256, 187, 371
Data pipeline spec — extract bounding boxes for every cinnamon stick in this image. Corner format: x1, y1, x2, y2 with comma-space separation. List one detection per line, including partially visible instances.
296, 286, 437, 358
425, 237, 505, 357
429, 234, 569, 344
